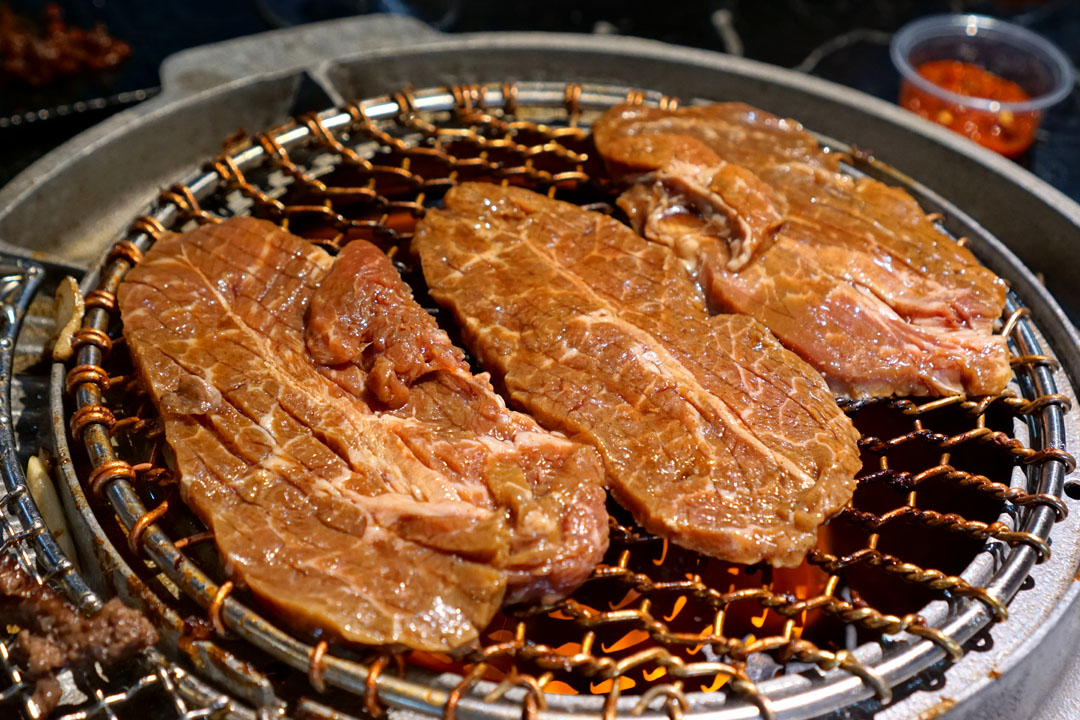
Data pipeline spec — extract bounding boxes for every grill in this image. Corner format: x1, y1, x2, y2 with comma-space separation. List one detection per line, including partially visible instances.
1, 75, 1078, 720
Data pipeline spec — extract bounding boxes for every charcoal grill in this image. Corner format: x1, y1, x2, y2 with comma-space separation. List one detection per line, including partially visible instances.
0, 20, 1079, 720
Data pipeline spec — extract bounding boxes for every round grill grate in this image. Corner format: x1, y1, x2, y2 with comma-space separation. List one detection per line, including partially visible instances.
30, 81, 1075, 720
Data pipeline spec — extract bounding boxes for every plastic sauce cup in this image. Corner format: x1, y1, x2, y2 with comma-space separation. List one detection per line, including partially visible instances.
890, 14, 1074, 157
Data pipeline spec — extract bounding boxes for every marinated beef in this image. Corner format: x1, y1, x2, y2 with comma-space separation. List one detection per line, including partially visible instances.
593, 103, 1011, 399
0, 555, 157, 715
415, 183, 861, 567
117, 217, 607, 651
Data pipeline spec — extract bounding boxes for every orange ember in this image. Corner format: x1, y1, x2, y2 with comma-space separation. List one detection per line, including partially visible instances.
407, 535, 831, 696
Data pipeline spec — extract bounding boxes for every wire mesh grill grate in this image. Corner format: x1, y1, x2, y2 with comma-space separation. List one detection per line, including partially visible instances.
10, 81, 1072, 720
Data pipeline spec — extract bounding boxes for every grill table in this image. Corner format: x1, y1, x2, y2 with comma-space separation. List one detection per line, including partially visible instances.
0, 17, 1078, 720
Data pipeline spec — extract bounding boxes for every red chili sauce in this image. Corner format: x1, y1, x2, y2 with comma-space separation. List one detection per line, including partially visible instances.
900, 60, 1039, 157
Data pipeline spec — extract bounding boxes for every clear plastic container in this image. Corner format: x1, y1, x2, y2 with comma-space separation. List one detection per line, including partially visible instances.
890, 14, 1074, 157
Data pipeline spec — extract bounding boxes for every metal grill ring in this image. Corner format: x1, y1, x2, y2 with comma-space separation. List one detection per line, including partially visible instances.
47, 81, 1073, 720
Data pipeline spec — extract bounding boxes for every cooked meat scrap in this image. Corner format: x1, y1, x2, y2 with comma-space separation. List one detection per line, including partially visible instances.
592, 103, 1011, 399
415, 183, 861, 567
0, 555, 157, 715
117, 217, 607, 651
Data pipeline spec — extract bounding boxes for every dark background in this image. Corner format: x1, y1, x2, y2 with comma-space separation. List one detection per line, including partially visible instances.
1, 0, 1078, 199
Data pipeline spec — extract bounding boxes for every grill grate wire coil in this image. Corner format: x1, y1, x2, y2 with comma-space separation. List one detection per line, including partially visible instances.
0, 81, 1072, 720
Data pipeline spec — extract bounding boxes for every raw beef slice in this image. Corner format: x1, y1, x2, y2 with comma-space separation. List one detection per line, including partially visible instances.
593, 102, 1011, 399
118, 217, 608, 651
415, 183, 861, 567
